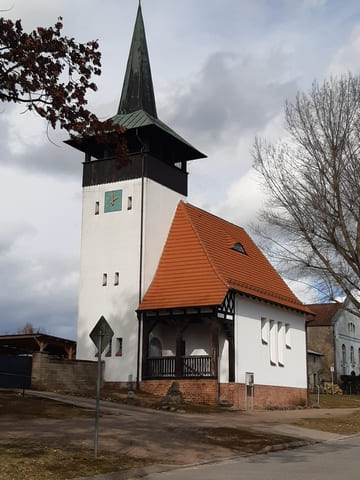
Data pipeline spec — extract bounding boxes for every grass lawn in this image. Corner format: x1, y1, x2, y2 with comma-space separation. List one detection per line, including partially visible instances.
308, 393, 360, 408
295, 393, 360, 435
0, 442, 152, 480
0, 391, 155, 480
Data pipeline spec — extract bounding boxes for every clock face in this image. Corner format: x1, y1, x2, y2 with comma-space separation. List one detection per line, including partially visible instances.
104, 189, 123, 212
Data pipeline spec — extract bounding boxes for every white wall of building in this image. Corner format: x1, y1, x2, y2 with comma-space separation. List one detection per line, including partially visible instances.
76, 176, 183, 382
334, 304, 360, 377
234, 296, 307, 388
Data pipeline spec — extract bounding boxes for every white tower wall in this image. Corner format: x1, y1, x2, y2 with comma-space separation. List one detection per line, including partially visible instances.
76, 176, 184, 382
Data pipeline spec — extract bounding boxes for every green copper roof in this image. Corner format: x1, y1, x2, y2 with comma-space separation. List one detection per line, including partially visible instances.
112, 109, 206, 159
118, 3, 157, 117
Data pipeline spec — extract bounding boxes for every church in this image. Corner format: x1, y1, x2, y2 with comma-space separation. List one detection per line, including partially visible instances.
70, 4, 310, 409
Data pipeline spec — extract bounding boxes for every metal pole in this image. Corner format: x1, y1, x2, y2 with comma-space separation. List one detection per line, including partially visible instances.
317, 384, 320, 406
94, 330, 103, 459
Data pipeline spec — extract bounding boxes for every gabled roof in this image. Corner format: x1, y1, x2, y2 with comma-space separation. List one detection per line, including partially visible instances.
306, 303, 342, 327
139, 201, 311, 314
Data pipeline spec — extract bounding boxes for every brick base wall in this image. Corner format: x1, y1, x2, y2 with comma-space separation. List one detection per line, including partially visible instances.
140, 379, 219, 405
102, 381, 131, 391
102, 378, 307, 409
31, 352, 100, 393
220, 383, 308, 409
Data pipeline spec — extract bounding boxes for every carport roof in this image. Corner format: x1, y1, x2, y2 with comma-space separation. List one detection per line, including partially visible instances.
0, 334, 76, 357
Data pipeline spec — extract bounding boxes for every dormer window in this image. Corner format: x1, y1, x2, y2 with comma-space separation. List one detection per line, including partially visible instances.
231, 242, 246, 254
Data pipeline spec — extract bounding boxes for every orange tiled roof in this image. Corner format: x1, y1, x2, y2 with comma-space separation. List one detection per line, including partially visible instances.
138, 201, 311, 314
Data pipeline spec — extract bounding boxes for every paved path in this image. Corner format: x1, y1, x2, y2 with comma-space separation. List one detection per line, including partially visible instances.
143, 435, 360, 480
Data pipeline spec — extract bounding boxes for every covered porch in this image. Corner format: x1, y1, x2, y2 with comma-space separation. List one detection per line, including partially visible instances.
140, 294, 235, 381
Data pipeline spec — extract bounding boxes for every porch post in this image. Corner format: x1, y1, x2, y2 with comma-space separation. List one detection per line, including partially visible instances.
142, 320, 150, 379
175, 321, 182, 377
211, 326, 219, 378
228, 321, 235, 382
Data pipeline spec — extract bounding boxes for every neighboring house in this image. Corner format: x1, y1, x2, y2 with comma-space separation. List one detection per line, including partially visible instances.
307, 349, 324, 391
72, 4, 311, 409
306, 301, 360, 386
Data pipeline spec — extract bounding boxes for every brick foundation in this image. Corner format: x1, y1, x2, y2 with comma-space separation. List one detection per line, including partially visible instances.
220, 383, 308, 409
102, 381, 132, 391
103, 378, 307, 409
140, 379, 219, 405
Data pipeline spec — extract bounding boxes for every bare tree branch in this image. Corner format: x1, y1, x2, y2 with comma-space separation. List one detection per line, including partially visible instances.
253, 74, 360, 316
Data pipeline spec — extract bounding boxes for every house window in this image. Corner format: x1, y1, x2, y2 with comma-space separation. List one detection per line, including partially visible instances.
269, 320, 277, 365
261, 317, 269, 344
102, 273, 107, 286
348, 322, 355, 335
116, 338, 123, 356
105, 340, 112, 357
114, 272, 119, 286
231, 242, 246, 254
342, 344, 346, 374
350, 346, 355, 365
127, 196, 132, 210
95, 201, 100, 215
285, 323, 291, 349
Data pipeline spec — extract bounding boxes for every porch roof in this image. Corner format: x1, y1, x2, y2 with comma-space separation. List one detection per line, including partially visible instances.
138, 201, 311, 315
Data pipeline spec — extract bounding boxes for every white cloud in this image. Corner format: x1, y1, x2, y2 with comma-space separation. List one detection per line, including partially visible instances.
327, 25, 360, 76
1, 0, 360, 338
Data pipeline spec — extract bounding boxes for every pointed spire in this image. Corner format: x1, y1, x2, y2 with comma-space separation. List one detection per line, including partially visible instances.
118, 3, 157, 118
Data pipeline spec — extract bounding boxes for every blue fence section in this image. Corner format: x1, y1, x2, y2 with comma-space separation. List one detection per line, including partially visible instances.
0, 355, 32, 389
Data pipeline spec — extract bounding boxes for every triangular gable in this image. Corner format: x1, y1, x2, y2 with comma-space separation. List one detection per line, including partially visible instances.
139, 201, 311, 314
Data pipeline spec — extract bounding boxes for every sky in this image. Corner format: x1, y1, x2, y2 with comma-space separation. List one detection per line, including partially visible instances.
1, 0, 360, 339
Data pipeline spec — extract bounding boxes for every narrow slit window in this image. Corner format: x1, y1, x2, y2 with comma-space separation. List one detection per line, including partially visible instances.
278, 322, 285, 366
285, 323, 291, 349
114, 272, 119, 286
269, 320, 277, 365
127, 196, 132, 210
231, 242, 246, 254
261, 317, 269, 344
95, 201, 100, 215
102, 273, 107, 286
116, 338, 123, 356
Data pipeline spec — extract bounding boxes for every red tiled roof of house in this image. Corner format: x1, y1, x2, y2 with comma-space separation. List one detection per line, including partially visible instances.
138, 201, 311, 314
306, 303, 342, 326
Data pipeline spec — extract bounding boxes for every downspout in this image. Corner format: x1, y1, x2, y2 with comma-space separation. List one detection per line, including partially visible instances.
136, 129, 145, 389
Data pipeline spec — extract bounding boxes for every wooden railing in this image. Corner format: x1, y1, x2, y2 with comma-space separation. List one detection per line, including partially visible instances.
147, 356, 175, 378
182, 355, 211, 377
146, 355, 212, 378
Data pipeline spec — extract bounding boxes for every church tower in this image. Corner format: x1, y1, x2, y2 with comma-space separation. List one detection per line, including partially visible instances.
70, 4, 205, 384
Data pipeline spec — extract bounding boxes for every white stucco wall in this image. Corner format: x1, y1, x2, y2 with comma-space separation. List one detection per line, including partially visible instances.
234, 296, 307, 388
76, 176, 184, 382
334, 305, 360, 377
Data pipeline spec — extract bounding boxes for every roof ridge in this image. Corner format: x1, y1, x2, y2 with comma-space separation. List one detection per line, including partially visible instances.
185, 202, 245, 232
181, 201, 228, 292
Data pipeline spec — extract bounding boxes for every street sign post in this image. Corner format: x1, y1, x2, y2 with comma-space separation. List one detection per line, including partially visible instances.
89, 316, 114, 459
